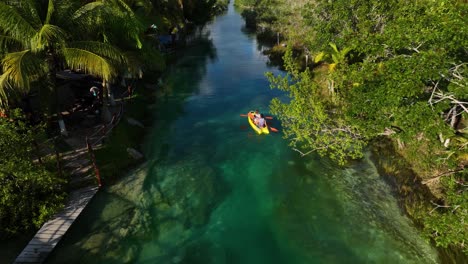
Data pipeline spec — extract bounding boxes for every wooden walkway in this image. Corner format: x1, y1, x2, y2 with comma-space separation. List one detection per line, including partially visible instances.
14, 186, 98, 264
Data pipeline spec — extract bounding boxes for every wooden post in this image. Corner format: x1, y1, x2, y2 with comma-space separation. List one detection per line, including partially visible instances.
101, 123, 107, 136
86, 137, 102, 188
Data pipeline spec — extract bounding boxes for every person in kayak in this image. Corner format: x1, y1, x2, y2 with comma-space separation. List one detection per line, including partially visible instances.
253, 110, 261, 119
257, 114, 266, 128
253, 110, 261, 123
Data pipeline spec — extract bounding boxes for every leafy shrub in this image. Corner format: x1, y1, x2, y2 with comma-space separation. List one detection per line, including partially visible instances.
0, 110, 66, 238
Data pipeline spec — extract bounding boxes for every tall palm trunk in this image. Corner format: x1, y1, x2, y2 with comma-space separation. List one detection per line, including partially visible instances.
46, 47, 68, 136
101, 80, 112, 123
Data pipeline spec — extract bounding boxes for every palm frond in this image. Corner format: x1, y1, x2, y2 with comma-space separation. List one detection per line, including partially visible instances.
63, 48, 116, 81
0, 2, 37, 47
0, 35, 22, 53
0, 50, 44, 95
0, 74, 12, 109
70, 1, 107, 39
30, 24, 67, 53
108, 0, 144, 48
72, 1, 106, 20
2, 0, 42, 25
45, 0, 55, 24
51, 0, 81, 29
71, 1, 144, 48
67, 41, 127, 65
114, 0, 136, 13
13, 0, 42, 28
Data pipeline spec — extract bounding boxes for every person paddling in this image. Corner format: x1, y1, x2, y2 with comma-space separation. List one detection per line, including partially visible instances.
253, 109, 261, 125
257, 114, 266, 128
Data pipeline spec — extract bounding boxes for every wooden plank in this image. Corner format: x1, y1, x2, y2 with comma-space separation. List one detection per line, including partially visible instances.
55, 210, 82, 218
28, 239, 60, 245
14, 186, 98, 264
33, 233, 64, 239
42, 220, 74, 227
22, 245, 55, 250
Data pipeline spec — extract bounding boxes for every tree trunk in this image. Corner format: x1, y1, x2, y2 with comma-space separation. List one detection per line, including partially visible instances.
106, 81, 116, 106
101, 80, 112, 123
46, 47, 68, 136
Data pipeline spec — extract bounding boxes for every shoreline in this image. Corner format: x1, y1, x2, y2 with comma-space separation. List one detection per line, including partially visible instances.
370, 139, 467, 263
235, 5, 466, 262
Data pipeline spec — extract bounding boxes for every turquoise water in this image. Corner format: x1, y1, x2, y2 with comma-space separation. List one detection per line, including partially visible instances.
46, 3, 440, 264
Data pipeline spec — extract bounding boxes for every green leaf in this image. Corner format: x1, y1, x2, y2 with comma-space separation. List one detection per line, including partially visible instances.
0, 2, 37, 47
314, 52, 325, 63
63, 47, 116, 81
31, 24, 67, 52
0, 50, 44, 93
329, 42, 338, 53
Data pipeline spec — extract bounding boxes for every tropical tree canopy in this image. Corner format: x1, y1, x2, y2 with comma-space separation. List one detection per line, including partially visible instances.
0, 0, 143, 110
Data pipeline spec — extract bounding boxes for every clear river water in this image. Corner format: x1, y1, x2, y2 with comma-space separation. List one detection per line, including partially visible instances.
46, 2, 440, 264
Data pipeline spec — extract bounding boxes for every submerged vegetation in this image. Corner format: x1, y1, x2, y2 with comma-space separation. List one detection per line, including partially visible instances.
236, 0, 467, 256
0, 0, 228, 239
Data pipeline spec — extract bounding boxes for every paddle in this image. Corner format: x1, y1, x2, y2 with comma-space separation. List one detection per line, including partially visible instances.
239, 114, 273, 119
265, 120, 279, 132
269, 126, 279, 133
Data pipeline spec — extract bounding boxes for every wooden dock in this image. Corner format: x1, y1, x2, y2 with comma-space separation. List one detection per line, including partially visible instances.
14, 186, 98, 264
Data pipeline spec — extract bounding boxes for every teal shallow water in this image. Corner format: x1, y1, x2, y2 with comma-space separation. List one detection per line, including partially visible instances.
46, 3, 439, 264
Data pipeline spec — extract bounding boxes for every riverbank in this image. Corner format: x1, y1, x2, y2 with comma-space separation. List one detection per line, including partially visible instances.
370, 139, 467, 263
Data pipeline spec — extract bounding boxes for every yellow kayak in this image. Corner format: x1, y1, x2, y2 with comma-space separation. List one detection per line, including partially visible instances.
248, 111, 270, 134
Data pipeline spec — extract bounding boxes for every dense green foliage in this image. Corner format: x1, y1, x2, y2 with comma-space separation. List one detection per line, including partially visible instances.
241, 0, 468, 254
235, 0, 309, 40
0, 110, 66, 238
422, 174, 467, 252
267, 48, 366, 164
0, 0, 147, 110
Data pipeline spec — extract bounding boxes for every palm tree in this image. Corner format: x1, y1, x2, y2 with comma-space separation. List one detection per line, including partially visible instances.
0, 0, 141, 134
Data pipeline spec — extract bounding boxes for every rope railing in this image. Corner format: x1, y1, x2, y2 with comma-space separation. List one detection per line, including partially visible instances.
33, 84, 133, 189
85, 89, 128, 188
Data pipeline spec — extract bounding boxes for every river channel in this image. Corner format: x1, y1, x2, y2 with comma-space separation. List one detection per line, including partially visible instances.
46, 2, 439, 263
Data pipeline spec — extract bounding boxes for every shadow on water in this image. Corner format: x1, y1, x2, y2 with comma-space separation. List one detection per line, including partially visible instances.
146, 30, 218, 160
240, 24, 284, 69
